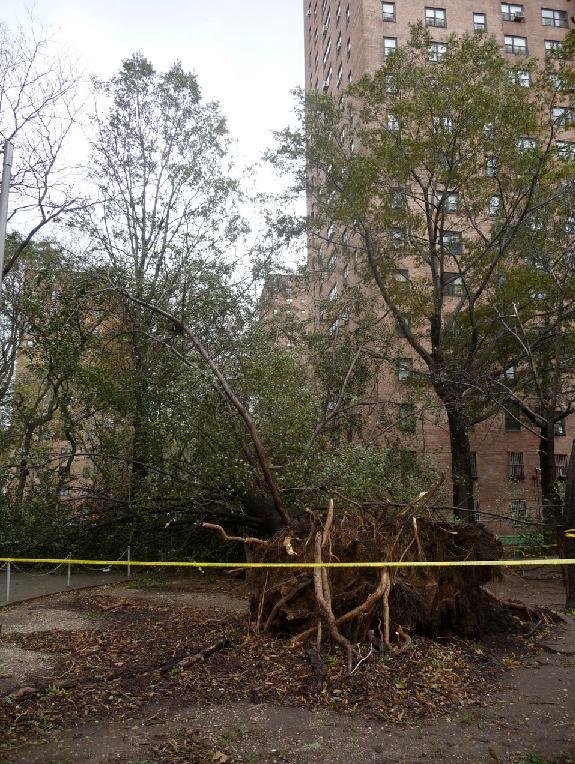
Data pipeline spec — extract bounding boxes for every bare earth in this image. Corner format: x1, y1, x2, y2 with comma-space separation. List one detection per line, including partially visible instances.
0, 571, 573, 764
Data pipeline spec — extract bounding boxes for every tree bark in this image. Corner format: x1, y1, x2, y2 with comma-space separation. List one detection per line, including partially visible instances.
558, 440, 575, 609
129, 344, 151, 503
445, 405, 476, 522
538, 423, 562, 527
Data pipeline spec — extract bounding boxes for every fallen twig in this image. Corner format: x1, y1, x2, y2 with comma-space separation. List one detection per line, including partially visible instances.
161, 637, 232, 673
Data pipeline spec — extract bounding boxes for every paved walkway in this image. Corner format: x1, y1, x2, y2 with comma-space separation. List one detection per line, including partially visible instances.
0, 568, 130, 606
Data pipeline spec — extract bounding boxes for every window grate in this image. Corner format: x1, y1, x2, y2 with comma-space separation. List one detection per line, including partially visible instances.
555, 453, 568, 479
508, 452, 525, 480
510, 499, 527, 526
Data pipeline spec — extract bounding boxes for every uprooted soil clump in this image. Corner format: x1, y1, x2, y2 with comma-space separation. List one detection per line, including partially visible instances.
247, 506, 503, 655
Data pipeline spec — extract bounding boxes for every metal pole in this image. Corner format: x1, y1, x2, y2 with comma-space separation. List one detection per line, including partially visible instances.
0, 141, 14, 287
6, 561, 10, 603
126, 546, 131, 579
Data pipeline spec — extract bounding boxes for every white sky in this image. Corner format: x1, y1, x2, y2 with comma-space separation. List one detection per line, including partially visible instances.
3, 0, 304, 174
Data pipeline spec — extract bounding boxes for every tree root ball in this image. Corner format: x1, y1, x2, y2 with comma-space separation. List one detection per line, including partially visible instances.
248, 509, 502, 647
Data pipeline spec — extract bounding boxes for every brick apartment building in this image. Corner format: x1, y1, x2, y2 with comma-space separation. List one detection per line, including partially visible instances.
287, 0, 575, 533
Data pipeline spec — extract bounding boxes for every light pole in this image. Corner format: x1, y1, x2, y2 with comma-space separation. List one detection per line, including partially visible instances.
0, 140, 14, 291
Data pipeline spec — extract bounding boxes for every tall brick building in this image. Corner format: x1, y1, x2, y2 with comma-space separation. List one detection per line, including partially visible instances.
300, 0, 574, 533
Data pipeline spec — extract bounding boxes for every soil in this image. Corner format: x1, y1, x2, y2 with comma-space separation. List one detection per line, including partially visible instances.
0, 571, 573, 764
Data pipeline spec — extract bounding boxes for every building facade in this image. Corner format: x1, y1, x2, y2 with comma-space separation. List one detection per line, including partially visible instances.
301, 0, 575, 533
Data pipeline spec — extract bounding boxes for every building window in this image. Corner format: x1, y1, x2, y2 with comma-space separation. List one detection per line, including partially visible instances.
508, 452, 525, 480
387, 112, 400, 131
545, 39, 562, 56
382, 2, 396, 22
398, 403, 417, 433
445, 193, 459, 212
442, 231, 463, 254
473, 12, 487, 32
517, 137, 536, 151
348, 69, 352, 84
347, 37, 351, 57
336, 31, 342, 54
541, 8, 568, 28
473, 498, 481, 523
329, 319, 338, 335
428, 42, 448, 61
391, 227, 405, 248
343, 264, 349, 284
505, 35, 528, 55
555, 418, 566, 436
336, 2, 341, 23
398, 357, 412, 381
390, 189, 405, 209
323, 65, 332, 90
327, 252, 337, 272
338, 94, 345, 112
323, 38, 331, 65
442, 272, 464, 297
505, 366, 516, 381
510, 499, 527, 525
395, 315, 411, 338
433, 115, 453, 133
505, 410, 521, 431
425, 7, 446, 27
555, 453, 568, 479
346, 4, 350, 23
337, 62, 343, 87
510, 69, 531, 87
489, 195, 501, 217
329, 284, 337, 301
471, 452, 478, 479
552, 107, 573, 127
384, 37, 397, 57
383, 75, 397, 95
486, 156, 498, 176
501, 3, 524, 21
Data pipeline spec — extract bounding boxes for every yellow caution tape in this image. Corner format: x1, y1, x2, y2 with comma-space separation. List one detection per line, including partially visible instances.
1, 557, 574, 569
566, 529, 575, 539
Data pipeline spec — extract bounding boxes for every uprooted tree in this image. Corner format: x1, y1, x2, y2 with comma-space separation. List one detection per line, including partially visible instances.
120, 296, 558, 669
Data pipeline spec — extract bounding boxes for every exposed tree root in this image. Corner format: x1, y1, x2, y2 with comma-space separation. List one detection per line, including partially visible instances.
202, 523, 268, 546
482, 589, 564, 625
204, 498, 504, 672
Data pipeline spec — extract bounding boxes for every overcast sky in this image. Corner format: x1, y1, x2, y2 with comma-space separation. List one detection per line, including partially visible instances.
3, 1, 304, 173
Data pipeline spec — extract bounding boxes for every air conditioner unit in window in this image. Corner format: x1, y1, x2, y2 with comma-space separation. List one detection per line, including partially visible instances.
306, 9, 311, 16
323, 80, 330, 91
513, 13, 525, 21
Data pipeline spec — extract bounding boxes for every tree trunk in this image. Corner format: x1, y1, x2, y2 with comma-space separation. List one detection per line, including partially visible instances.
129, 338, 151, 504
538, 423, 561, 527
445, 406, 476, 523
558, 440, 575, 609
15, 427, 34, 506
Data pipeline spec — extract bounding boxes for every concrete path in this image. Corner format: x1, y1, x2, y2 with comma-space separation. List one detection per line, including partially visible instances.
0, 568, 129, 606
